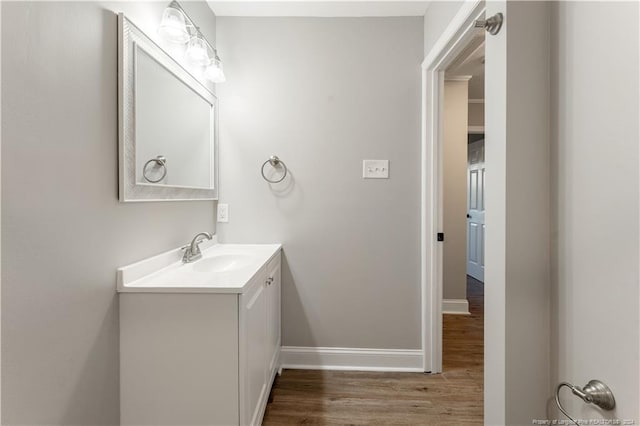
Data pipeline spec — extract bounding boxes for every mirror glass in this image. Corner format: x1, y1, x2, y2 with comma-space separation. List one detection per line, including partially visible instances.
118, 14, 218, 201
136, 48, 213, 188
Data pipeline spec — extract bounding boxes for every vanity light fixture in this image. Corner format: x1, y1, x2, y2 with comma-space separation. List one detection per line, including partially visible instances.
158, 5, 190, 44
158, 0, 226, 83
205, 53, 226, 83
186, 34, 210, 66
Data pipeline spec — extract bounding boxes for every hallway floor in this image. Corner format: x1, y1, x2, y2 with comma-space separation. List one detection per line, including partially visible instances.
262, 277, 484, 425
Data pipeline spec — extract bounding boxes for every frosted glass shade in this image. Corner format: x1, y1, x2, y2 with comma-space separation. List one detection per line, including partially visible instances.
186, 36, 210, 66
158, 6, 189, 44
205, 59, 226, 83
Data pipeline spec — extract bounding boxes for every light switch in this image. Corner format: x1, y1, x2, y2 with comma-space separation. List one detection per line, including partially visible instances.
217, 204, 229, 223
362, 160, 389, 179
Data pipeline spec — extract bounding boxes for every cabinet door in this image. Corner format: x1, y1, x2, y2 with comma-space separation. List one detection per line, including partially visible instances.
120, 294, 239, 426
266, 256, 281, 377
240, 277, 268, 426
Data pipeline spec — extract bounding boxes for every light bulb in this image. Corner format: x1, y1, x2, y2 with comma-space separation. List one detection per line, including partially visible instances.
158, 6, 189, 44
205, 57, 226, 83
186, 35, 210, 66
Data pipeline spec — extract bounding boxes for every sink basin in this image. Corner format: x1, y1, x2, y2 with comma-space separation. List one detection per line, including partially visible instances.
191, 254, 255, 273
117, 241, 282, 293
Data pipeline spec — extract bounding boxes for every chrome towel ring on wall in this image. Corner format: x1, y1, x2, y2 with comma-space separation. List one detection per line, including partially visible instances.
261, 155, 288, 184
143, 155, 167, 183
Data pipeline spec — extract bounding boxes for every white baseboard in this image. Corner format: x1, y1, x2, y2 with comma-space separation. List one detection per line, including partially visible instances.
280, 346, 423, 373
442, 299, 470, 315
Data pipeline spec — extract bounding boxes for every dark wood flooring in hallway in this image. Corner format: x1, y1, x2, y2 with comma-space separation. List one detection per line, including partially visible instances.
262, 276, 484, 425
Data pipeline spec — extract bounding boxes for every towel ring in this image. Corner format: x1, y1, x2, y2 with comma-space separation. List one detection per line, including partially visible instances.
555, 380, 616, 426
261, 155, 288, 184
143, 156, 167, 183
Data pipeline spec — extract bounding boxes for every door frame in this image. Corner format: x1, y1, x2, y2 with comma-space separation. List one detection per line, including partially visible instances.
422, 3, 554, 422
420, 0, 484, 374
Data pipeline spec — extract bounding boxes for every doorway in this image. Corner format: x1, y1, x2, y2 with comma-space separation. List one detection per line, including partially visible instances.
440, 30, 485, 374
421, 1, 552, 423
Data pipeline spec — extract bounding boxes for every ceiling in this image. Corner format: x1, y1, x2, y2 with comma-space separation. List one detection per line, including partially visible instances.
207, 1, 431, 17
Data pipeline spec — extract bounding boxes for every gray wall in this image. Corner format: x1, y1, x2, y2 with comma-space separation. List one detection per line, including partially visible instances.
1, 2, 217, 424
215, 17, 423, 349
468, 103, 484, 128
497, 3, 551, 422
550, 1, 639, 419
423, 1, 464, 56
443, 80, 468, 301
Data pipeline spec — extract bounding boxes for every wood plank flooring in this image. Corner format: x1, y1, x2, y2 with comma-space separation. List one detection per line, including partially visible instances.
262, 276, 484, 425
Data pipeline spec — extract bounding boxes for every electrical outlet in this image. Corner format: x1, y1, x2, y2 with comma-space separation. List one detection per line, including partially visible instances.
217, 204, 229, 223
363, 160, 389, 179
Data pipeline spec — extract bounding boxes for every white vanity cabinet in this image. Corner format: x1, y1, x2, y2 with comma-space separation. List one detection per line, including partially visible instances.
240, 253, 282, 425
119, 248, 281, 426
267, 256, 282, 374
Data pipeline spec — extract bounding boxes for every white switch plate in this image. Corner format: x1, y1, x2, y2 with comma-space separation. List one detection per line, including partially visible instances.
217, 204, 229, 223
362, 160, 389, 179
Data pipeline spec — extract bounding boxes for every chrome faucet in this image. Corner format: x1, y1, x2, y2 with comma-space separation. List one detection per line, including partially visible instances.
182, 232, 213, 263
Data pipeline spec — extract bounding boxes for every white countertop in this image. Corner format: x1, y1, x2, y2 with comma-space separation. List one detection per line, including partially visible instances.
117, 239, 282, 294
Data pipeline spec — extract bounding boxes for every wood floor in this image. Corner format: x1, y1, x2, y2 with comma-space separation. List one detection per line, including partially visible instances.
262, 277, 484, 425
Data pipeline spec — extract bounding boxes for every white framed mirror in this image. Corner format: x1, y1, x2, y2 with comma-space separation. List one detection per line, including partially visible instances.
118, 13, 218, 202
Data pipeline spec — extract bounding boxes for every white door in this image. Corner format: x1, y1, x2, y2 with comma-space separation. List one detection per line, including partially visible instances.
466, 139, 485, 282
241, 279, 268, 426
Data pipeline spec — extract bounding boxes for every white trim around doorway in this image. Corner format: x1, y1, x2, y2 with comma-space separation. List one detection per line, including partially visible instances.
420, 0, 484, 374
